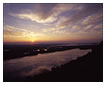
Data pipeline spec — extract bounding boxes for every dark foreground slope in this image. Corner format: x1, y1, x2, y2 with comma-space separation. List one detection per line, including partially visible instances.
26, 42, 103, 82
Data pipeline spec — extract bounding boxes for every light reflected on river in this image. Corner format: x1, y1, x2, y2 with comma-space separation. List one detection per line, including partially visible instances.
4, 49, 92, 80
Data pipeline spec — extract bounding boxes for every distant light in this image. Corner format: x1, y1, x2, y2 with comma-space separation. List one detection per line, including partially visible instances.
37, 49, 40, 51
44, 48, 48, 51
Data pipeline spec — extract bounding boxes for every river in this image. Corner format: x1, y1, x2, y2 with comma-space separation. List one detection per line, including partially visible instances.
3, 48, 92, 81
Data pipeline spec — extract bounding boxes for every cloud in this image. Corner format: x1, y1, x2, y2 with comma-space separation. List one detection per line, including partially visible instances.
4, 25, 65, 42
82, 25, 94, 32
4, 25, 34, 36
92, 24, 103, 32
10, 12, 58, 23
5, 3, 103, 42
9, 4, 58, 23
71, 25, 81, 32
81, 14, 103, 26
4, 25, 26, 36
9, 4, 79, 24
3, 25, 45, 43
94, 24, 103, 29
57, 4, 103, 28
9, 4, 102, 27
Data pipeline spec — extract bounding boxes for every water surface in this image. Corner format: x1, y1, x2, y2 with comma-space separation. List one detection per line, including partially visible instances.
4, 49, 92, 81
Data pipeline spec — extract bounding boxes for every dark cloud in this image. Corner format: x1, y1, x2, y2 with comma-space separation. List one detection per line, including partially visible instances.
35, 4, 57, 19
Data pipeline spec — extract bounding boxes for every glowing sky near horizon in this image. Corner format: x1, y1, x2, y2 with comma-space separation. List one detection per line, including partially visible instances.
3, 3, 103, 44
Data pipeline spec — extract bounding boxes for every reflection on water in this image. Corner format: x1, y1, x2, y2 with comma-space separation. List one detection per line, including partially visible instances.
4, 49, 92, 80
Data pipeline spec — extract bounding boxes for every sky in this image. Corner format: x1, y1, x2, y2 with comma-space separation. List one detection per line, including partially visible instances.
3, 3, 103, 44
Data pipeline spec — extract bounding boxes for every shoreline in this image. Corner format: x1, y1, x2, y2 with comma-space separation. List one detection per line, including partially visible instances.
3, 44, 96, 61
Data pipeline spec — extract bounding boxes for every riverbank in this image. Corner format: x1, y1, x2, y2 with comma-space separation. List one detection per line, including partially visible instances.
4, 44, 97, 60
